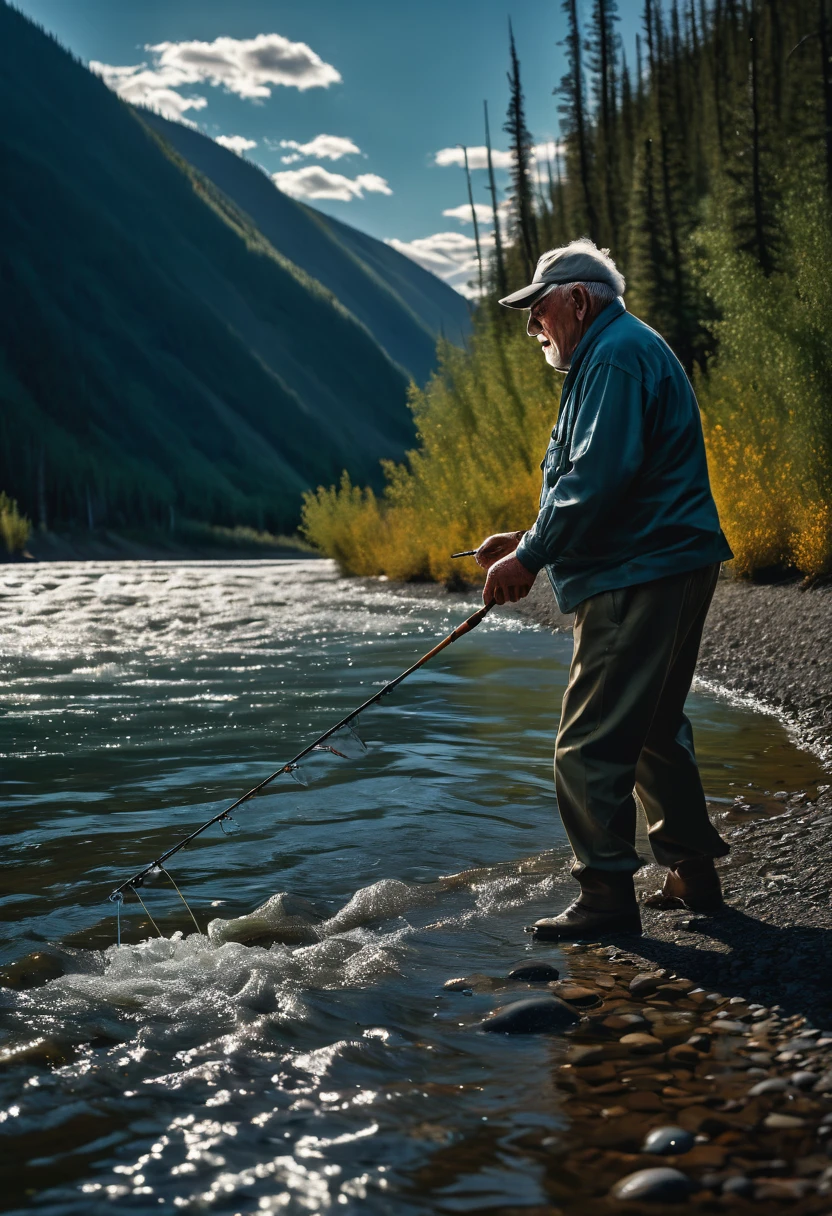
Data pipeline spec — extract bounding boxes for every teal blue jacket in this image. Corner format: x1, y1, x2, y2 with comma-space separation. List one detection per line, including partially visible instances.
516, 298, 732, 613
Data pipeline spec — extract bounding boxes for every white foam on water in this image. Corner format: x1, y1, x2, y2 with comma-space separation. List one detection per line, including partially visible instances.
2, 920, 406, 1052
207, 892, 328, 947
321, 877, 438, 934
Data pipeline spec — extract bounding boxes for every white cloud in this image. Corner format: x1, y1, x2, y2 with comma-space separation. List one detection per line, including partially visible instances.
215, 134, 258, 155
272, 165, 392, 201
387, 230, 493, 298
92, 33, 340, 124
91, 61, 208, 121
279, 134, 360, 162
442, 202, 494, 225
532, 140, 562, 163
433, 140, 563, 172
148, 33, 341, 97
434, 146, 513, 170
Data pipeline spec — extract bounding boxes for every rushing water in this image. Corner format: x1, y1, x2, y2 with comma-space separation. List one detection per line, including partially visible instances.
0, 560, 826, 1214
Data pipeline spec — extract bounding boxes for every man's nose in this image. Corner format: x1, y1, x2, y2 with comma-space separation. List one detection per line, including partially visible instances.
527, 312, 541, 337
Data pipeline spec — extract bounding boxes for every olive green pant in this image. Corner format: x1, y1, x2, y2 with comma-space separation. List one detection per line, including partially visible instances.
555, 563, 729, 875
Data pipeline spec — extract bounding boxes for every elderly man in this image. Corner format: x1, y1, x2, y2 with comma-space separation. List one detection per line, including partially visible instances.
477, 239, 733, 941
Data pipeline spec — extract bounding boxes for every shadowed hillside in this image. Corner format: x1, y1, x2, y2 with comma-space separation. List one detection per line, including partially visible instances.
140, 113, 471, 384
0, 2, 429, 534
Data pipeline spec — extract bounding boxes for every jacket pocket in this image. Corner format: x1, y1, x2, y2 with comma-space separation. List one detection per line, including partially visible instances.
608, 585, 633, 625
542, 443, 566, 489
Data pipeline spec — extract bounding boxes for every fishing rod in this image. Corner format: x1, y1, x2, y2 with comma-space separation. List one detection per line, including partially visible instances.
109, 601, 493, 903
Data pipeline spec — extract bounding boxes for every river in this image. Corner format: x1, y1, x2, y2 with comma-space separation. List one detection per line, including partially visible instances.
0, 559, 826, 1214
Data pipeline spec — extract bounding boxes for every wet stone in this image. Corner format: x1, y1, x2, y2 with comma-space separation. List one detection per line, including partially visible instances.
791, 1071, 819, 1090
481, 997, 579, 1036
567, 1044, 616, 1066
629, 973, 666, 998
612, 1167, 694, 1203
506, 962, 560, 983
603, 1013, 648, 1032
722, 1175, 754, 1197
642, 1125, 696, 1156
709, 1020, 747, 1035
550, 982, 602, 1007
749, 1078, 789, 1096
620, 1032, 664, 1054
622, 1091, 666, 1113
763, 1112, 805, 1129
443, 973, 492, 992
667, 1044, 701, 1066
686, 1034, 711, 1052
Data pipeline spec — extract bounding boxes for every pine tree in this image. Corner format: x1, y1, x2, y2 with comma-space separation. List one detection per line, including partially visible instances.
559, 0, 599, 240
587, 0, 622, 248
723, 4, 781, 274
461, 145, 484, 296
504, 20, 538, 277
484, 100, 508, 298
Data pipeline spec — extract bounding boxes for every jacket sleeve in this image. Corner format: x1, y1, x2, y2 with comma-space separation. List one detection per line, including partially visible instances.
516, 361, 646, 573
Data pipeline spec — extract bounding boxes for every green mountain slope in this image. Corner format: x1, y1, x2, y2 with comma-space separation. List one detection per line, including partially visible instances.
0, 3, 422, 533
140, 113, 471, 384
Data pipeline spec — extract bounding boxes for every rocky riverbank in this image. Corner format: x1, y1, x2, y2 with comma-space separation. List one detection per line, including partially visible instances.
508, 572, 832, 1024
442, 945, 832, 1210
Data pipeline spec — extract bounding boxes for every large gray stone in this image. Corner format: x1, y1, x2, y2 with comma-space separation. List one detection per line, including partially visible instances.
642, 1126, 696, 1156
480, 997, 579, 1035
507, 962, 560, 983
612, 1167, 694, 1202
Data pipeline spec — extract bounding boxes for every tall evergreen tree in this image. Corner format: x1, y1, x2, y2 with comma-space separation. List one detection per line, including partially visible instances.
588, 0, 622, 247
559, 0, 599, 240
484, 100, 508, 298
462, 146, 484, 297
504, 20, 538, 277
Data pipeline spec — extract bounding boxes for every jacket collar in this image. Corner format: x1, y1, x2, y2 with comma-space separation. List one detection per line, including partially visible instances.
560, 296, 626, 401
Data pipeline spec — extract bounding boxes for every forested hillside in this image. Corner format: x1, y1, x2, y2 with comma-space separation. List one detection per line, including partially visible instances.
0, 3, 434, 536
140, 113, 471, 385
304, 0, 832, 583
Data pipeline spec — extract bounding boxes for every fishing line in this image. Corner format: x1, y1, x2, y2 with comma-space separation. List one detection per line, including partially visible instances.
108, 603, 493, 907
161, 867, 202, 936
113, 891, 123, 946
132, 887, 163, 938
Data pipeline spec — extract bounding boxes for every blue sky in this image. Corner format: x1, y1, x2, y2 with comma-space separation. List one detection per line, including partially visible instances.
15, 0, 649, 294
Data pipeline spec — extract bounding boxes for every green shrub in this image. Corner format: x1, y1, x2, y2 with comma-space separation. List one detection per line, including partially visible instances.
0, 492, 31, 555
302, 319, 561, 583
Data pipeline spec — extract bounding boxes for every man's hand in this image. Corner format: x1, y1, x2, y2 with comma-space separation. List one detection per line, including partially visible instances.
483, 553, 536, 606
475, 530, 524, 570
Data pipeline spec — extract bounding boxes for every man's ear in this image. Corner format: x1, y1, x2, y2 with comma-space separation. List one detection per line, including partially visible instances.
573, 285, 589, 321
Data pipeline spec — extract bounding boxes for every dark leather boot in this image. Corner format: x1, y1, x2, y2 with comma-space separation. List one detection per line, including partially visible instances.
530, 868, 642, 941
663, 855, 724, 913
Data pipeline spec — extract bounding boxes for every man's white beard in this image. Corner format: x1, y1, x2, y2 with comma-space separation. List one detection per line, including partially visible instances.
545, 344, 569, 371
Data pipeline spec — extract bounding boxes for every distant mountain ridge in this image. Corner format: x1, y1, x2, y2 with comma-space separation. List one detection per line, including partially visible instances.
0, 3, 468, 535
140, 113, 471, 385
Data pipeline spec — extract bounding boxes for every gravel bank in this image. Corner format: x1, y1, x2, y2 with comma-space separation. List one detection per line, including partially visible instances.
443, 945, 832, 1210
509, 571, 832, 1028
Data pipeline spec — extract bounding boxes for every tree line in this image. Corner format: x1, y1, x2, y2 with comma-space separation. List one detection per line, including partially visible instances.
304, 0, 832, 581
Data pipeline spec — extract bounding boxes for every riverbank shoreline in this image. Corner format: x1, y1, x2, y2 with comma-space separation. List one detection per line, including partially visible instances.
430, 570, 832, 1204
375, 570, 832, 1026
2, 528, 316, 564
